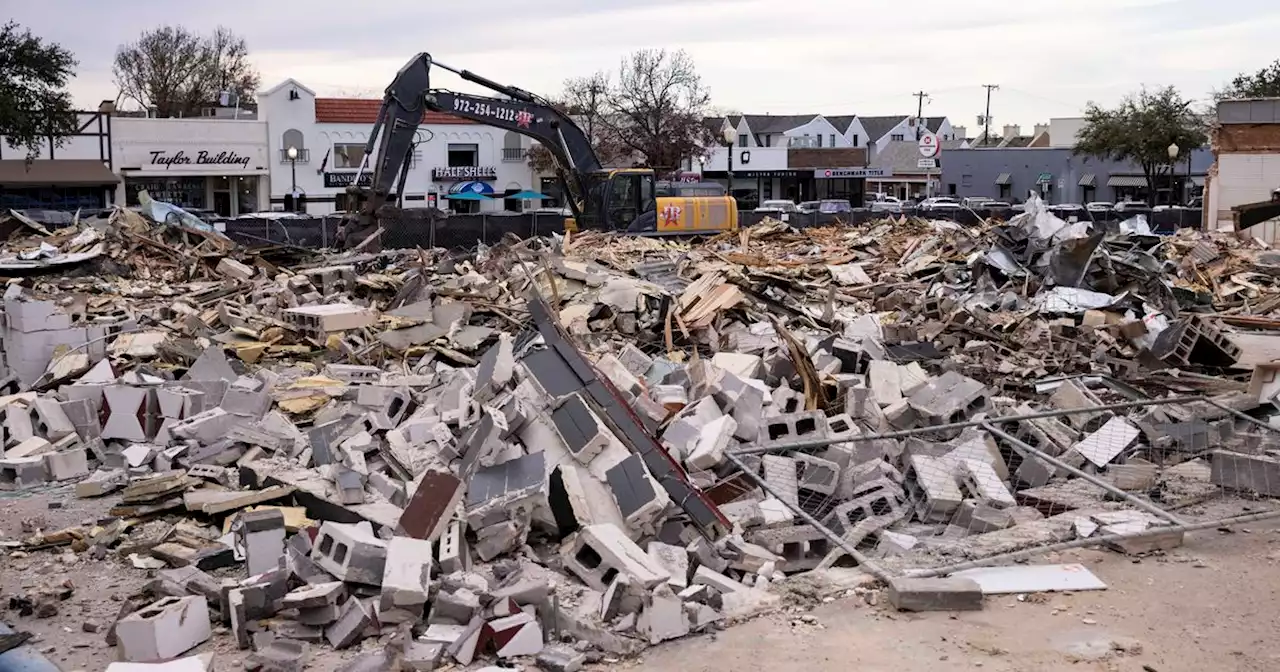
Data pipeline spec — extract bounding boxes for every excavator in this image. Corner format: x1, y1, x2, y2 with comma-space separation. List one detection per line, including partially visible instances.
337, 54, 738, 249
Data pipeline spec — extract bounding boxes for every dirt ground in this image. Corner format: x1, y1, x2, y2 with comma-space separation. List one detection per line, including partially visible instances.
3, 484, 1279, 672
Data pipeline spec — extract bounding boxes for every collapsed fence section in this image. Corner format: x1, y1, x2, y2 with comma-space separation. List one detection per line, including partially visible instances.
720, 381, 1280, 580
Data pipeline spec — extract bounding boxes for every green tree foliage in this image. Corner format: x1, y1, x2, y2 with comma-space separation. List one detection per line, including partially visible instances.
1074, 86, 1208, 199
0, 21, 79, 160
1216, 60, 1280, 101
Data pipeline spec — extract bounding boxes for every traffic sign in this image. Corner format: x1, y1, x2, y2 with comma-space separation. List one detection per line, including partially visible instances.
918, 132, 940, 158
917, 158, 937, 169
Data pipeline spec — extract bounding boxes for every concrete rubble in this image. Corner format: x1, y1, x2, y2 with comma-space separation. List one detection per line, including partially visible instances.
2, 200, 1280, 665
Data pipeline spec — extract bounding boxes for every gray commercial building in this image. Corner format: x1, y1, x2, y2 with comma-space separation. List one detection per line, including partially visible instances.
938, 147, 1213, 205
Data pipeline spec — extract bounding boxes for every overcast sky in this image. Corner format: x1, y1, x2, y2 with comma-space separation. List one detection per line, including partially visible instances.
11, 0, 1278, 132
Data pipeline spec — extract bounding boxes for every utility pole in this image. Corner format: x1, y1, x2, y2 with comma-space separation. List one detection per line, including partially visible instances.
912, 91, 929, 139
981, 84, 999, 146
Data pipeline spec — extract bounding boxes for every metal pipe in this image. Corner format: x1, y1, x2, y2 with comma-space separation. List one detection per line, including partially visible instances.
905, 507, 1280, 578
1205, 398, 1280, 436
729, 395, 1207, 456
723, 452, 893, 582
980, 421, 1187, 526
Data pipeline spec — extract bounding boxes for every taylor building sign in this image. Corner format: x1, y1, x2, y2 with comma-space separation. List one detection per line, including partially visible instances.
432, 166, 497, 181
149, 150, 253, 169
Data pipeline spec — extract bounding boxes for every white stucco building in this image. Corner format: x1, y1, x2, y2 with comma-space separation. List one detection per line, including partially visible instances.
111, 116, 270, 217
258, 79, 538, 215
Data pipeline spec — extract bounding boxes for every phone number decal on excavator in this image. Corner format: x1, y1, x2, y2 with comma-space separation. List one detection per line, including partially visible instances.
451, 97, 533, 127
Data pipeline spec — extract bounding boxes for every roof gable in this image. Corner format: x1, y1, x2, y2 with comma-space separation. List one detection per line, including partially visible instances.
261, 78, 316, 98
859, 115, 909, 143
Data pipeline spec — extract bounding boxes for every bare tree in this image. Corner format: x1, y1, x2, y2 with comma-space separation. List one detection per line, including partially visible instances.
602, 49, 715, 171
113, 25, 260, 118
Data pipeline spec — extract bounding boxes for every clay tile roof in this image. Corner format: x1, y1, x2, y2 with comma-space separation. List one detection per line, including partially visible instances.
314, 98, 471, 125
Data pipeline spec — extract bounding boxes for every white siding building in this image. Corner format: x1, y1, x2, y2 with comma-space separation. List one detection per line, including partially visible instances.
258, 79, 537, 215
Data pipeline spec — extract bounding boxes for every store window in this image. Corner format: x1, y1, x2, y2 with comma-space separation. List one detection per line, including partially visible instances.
891, 134, 905, 141
334, 143, 366, 169
0, 187, 105, 211
447, 144, 478, 167
125, 177, 206, 210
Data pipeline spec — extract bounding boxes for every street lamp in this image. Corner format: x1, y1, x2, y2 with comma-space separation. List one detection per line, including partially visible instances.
722, 126, 736, 200
286, 146, 299, 212
1167, 143, 1179, 206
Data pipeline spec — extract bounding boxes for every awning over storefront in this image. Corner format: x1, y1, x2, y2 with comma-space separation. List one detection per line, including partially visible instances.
0, 160, 119, 186
1107, 175, 1147, 188
448, 181, 495, 195
994, 173, 1012, 186
1078, 173, 1096, 187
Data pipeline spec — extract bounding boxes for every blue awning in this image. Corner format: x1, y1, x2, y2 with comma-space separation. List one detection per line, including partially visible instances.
448, 180, 495, 195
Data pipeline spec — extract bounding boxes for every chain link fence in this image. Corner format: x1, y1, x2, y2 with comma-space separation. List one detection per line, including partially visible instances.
720, 373, 1280, 578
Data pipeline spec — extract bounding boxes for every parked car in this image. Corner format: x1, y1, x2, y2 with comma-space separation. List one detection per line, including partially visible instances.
1086, 202, 1114, 213
1114, 199, 1149, 212
798, 201, 821, 213
869, 196, 905, 213
984, 201, 1012, 208
1051, 203, 1085, 212
920, 197, 962, 213
753, 199, 800, 215
529, 206, 572, 216
817, 200, 854, 214
961, 196, 994, 208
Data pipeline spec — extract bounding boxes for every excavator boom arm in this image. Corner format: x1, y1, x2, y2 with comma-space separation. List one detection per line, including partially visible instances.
350, 53, 602, 230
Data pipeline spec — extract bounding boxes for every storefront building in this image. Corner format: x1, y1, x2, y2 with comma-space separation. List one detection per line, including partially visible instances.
111, 116, 269, 217
0, 107, 119, 211
258, 79, 538, 215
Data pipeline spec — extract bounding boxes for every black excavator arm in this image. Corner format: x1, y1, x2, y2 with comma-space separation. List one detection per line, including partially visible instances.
1233, 188, 1280, 230
340, 53, 604, 246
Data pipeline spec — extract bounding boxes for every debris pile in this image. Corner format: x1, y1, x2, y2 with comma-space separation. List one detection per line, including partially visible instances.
1, 197, 1279, 668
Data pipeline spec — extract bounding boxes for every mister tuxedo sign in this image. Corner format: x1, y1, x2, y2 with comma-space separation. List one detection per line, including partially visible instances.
148, 150, 253, 169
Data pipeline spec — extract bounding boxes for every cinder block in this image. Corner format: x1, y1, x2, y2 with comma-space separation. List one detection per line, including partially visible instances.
4, 404, 36, 447
795, 453, 840, 495
646, 542, 690, 589
115, 596, 212, 662
169, 407, 239, 444
285, 303, 378, 335
220, 376, 272, 419
437, 518, 469, 574
236, 508, 287, 576
551, 393, 612, 465
101, 385, 153, 442
0, 455, 47, 489
686, 415, 736, 471
474, 334, 515, 402
761, 411, 829, 445
606, 455, 671, 535
380, 536, 434, 622
561, 524, 670, 591
155, 387, 206, 420
281, 581, 347, 610
43, 448, 89, 481
325, 597, 373, 649
886, 577, 983, 612
957, 459, 1016, 508
311, 522, 388, 586
906, 371, 988, 425
30, 398, 76, 440
760, 455, 799, 506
